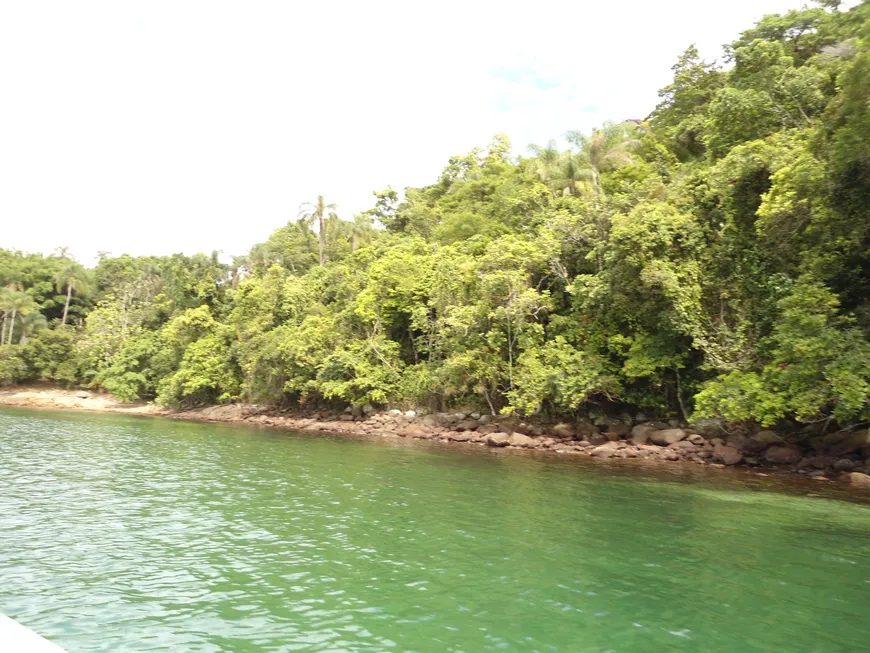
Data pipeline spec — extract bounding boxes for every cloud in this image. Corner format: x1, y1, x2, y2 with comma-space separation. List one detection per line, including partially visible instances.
0, 0, 823, 264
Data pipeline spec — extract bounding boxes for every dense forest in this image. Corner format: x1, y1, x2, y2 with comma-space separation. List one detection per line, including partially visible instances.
2, 1, 869, 429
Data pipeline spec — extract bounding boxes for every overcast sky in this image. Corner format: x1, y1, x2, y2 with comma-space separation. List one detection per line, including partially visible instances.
0, 1, 827, 264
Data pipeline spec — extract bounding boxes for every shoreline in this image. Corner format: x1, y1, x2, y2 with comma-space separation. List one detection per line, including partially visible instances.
2, 386, 870, 489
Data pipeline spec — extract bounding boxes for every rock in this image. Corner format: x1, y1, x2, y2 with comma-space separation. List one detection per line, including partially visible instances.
551, 422, 575, 439
485, 432, 511, 447
74, 390, 90, 399
587, 432, 608, 446
470, 412, 481, 420
687, 433, 706, 446
405, 427, 431, 439
362, 403, 375, 415
388, 409, 403, 416
576, 422, 601, 437
455, 419, 479, 431
590, 445, 615, 458
421, 415, 441, 429
765, 445, 803, 465
668, 440, 697, 453
839, 472, 870, 486
649, 429, 687, 446
630, 424, 657, 446
689, 418, 726, 438
660, 449, 680, 461
449, 431, 475, 442
713, 444, 743, 466
829, 431, 870, 457
508, 433, 536, 448
404, 410, 417, 419
833, 459, 855, 473
725, 434, 747, 450
339, 414, 354, 422
477, 424, 500, 435
351, 405, 364, 418
742, 430, 782, 453
477, 414, 492, 426
453, 412, 467, 421
606, 423, 631, 438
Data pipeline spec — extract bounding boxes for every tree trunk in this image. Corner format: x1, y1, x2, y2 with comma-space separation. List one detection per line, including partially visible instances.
61, 283, 72, 325
7, 308, 16, 345
318, 215, 325, 266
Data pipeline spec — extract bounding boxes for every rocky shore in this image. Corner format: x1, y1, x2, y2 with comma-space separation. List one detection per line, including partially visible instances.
3, 387, 870, 486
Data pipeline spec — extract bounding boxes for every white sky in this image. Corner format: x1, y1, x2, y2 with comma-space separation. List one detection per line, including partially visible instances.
0, 0, 829, 264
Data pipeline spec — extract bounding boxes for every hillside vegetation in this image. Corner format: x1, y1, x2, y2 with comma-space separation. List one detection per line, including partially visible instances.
2, 1, 870, 430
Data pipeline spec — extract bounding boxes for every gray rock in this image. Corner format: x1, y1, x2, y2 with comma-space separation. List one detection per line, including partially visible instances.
75, 390, 91, 399
587, 432, 608, 446
339, 414, 354, 422
477, 414, 492, 426
470, 412, 481, 420
606, 423, 631, 438
362, 403, 375, 415
388, 409, 403, 416
649, 429, 687, 446
485, 432, 511, 447
508, 433, 536, 448
765, 445, 803, 465
551, 422, 575, 439
833, 458, 855, 473
630, 424, 657, 446
839, 472, 870, 486
668, 440, 697, 453
455, 419, 479, 431
713, 444, 743, 466
687, 433, 706, 445
590, 445, 616, 458
404, 410, 417, 419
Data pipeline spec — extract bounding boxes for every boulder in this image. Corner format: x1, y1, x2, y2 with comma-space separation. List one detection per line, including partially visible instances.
833, 459, 855, 473
587, 432, 608, 446
485, 432, 511, 447
477, 414, 492, 426
455, 419, 479, 431
742, 430, 783, 453
421, 415, 442, 429
449, 431, 475, 443
839, 472, 870, 486
689, 418, 726, 438
829, 431, 870, 457
713, 444, 743, 466
405, 427, 431, 439
590, 445, 616, 458
630, 424, 657, 446
508, 433, 536, 448
470, 412, 482, 420
668, 440, 697, 453
477, 424, 500, 435
551, 423, 575, 439
649, 429, 687, 446
388, 409, 403, 417
74, 390, 91, 399
576, 422, 601, 437
339, 414, 355, 422
404, 410, 417, 419
606, 423, 631, 438
362, 403, 375, 415
765, 445, 803, 465
687, 433, 706, 446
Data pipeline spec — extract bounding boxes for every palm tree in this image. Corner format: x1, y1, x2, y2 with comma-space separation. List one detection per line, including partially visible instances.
17, 311, 47, 345
348, 214, 375, 252
564, 121, 641, 197
526, 140, 562, 187
1, 287, 36, 345
54, 260, 88, 326
298, 195, 338, 266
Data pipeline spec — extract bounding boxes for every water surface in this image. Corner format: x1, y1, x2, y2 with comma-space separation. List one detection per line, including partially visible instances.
2, 407, 870, 652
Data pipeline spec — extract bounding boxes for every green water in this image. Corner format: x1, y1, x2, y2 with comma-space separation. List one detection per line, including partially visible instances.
2, 408, 870, 652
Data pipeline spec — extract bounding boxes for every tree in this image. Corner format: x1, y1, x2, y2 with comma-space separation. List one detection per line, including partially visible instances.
298, 195, 338, 266
54, 259, 88, 326
565, 122, 641, 197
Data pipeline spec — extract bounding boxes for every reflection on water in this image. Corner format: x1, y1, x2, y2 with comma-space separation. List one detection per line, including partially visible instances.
2, 407, 870, 652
